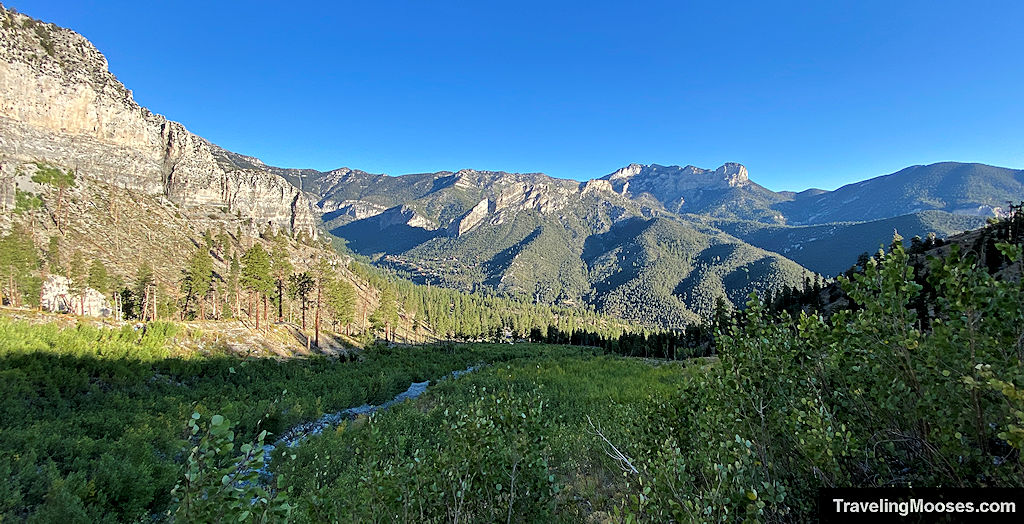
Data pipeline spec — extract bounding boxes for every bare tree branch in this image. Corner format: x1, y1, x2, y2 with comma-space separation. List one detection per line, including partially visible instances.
587, 415, 638, 474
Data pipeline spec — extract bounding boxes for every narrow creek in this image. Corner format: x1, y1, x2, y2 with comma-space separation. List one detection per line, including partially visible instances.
256, 365, 480, 481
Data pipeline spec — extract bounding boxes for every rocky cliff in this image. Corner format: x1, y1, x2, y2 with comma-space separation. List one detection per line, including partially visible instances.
0, 6, 318, 237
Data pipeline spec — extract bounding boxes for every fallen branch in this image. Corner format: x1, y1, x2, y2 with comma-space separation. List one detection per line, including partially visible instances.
587, 415, 638, 474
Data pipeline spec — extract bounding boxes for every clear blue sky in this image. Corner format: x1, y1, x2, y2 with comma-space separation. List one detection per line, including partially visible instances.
11, 0, 1024, 190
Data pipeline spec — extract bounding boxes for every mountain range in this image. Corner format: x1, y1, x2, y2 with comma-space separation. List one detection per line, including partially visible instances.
214, 149, 1018, 325
2, 5, 1022, 327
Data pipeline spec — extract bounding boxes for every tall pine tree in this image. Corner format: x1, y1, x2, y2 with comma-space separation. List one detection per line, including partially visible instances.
240, 244, 272, 331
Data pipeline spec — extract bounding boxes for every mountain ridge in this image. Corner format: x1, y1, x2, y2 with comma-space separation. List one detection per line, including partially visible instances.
3, 3, 1022, 327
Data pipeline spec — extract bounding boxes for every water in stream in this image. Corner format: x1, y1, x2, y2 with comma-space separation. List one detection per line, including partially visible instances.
257, 365, 479, 479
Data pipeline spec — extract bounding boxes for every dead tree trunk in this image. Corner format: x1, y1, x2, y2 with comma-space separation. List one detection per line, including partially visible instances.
263, 294, 269, 333
314, 284, 322, 347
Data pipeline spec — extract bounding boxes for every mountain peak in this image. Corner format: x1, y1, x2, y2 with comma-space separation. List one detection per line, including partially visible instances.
713, 162, 749, 186
607, 163, 646, 180
602, 162, 749, 187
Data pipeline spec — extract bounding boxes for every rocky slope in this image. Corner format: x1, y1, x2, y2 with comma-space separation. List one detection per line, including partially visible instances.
0, 6, 318, 238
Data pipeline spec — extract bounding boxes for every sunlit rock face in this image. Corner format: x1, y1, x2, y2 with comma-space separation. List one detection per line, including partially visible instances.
40, 274, 111, 316
448, 198, 490, 236
603, 162, 750, 197
0, 7, 318, 238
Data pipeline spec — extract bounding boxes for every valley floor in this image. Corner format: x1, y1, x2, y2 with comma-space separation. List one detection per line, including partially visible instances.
0, 312, 658, 522
3, 238, 1023, 523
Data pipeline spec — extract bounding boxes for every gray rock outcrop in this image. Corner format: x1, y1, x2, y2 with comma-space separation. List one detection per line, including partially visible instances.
40, 274, 111, 316
603, 162, 751, 198
0, 7, 317, 237
448, 198, 490, 236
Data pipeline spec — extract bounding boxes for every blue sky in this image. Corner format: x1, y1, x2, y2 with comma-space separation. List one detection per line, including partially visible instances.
12, 1, 1024, 190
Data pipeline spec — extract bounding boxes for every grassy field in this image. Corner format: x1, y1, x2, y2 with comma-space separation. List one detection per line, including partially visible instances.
0, 316, 602, 522
275, 355, 698, 522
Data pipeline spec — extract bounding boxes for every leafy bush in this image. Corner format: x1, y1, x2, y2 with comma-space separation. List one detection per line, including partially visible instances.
168, 413, 290, 523
626, 240, 1024, 521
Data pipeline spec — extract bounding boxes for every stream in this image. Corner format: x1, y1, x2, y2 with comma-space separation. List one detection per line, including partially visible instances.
256, 365, 479, 481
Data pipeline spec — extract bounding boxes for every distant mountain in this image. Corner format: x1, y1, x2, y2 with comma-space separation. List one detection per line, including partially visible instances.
313, 167, 809, 327
292, 159, 1019, 284
600, 163, 789, 223
775, 162, 1024, 225
597, 161, 1023, 227
703, 211, 989, 276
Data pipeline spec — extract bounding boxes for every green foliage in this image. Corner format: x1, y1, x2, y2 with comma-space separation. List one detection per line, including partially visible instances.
969, 365, 1024, 453
278, 355, 683, 521
13, 189, 42, 216
45, 236, 61, 275
66, 251, 87, 312
325, 278, 356, 331
369, 287, 399, 339
3, 211, 1021, 522
240, 244, 272, 295
621, 240, 1024, 521
30, 162, 74, 190
169, 413, 291, 522
87, 259, 108, 295
269, 244, 293, 319
31, 23, 54, 56
0, 224, 41, 307
179, 248, 213, 320
133, 261, 155, 318
287, 271, 314, 327
350, 261, 637, 343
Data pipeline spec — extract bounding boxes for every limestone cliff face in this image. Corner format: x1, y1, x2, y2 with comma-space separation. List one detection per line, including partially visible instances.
320, 199, 387, 220
40, 274, 111, 316
448, 198, 490, 236
0, 7, 317, 237
602, 162, 751, 198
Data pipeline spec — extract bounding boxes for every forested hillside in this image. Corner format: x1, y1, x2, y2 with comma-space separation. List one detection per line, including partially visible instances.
2, 220, 1021, 521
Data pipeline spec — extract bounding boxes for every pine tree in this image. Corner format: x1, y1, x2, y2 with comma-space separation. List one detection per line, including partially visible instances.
270, 244, 293, 321
134, 262, 155, 320
180, 248, 214, 320
240, 244, 272, 331
0, 223, 40, 308
228, 255, 241, 319
326, 279, 357, 334
311, 258, 335, 347
87, 259, 109, 316
46, 235, 61, 275
288, 271, 314, 330
13, 189, 43, 228
374, 287, 399, 342
87, 260, 108, 294
67, 250, 87, 315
